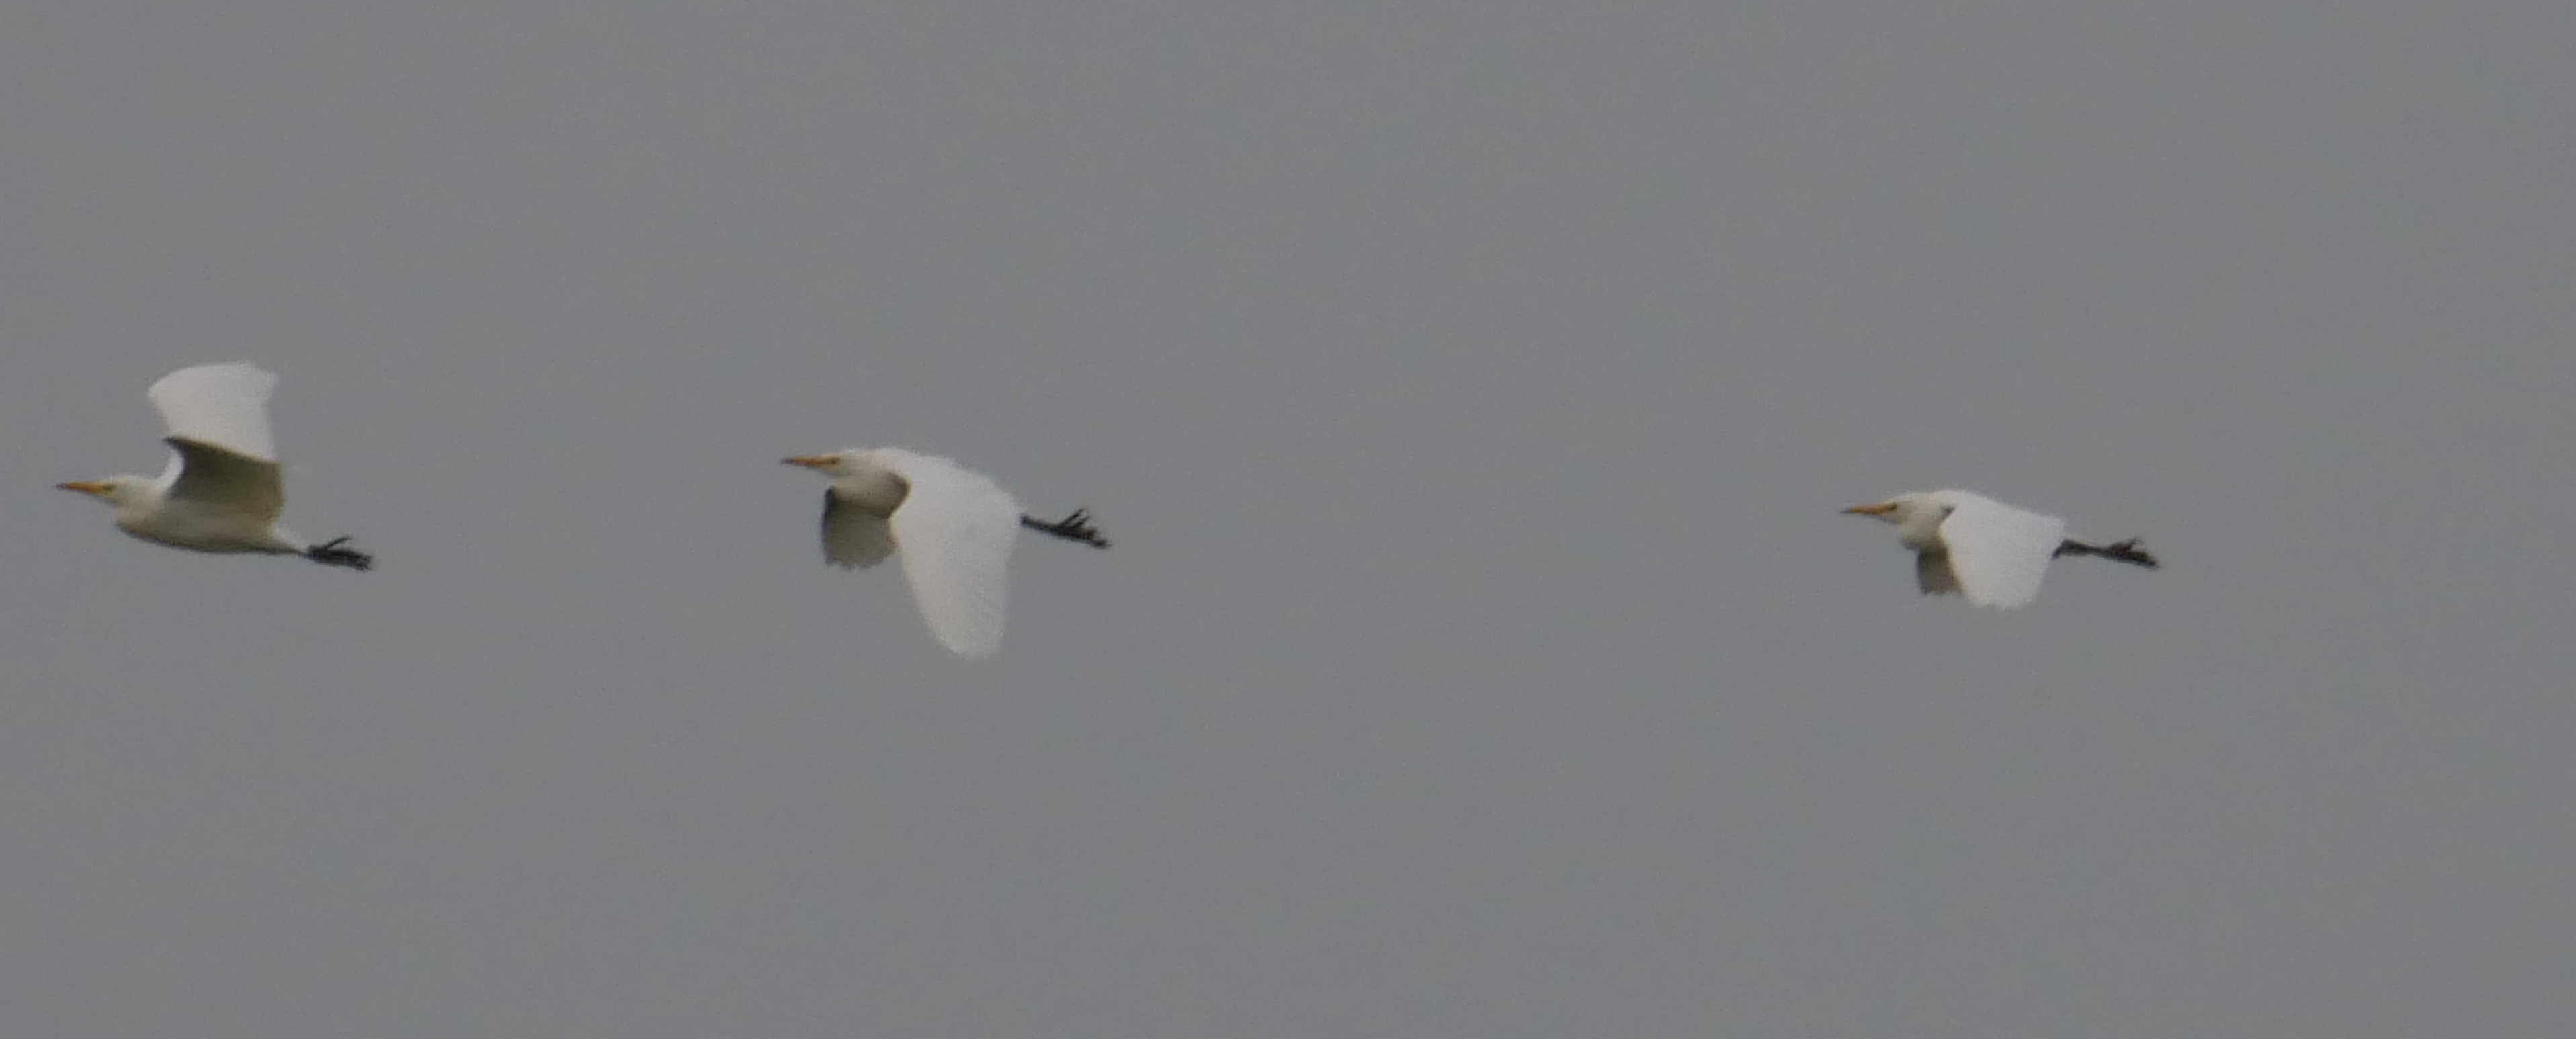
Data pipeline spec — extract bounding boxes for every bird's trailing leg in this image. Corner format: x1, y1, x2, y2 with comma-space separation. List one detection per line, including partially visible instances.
1021, 509, 1110, 548
2054, 537, 2158, 569
304, 536, 375, 571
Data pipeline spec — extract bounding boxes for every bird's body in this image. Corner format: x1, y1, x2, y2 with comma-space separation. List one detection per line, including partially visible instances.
785, 448, 1106, 657
1844, 489, 2153, 608
103, 476, 295, 554
58, 363, 372, 570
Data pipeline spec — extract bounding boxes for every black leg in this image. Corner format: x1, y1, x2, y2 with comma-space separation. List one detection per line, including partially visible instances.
304, 536, 375, 571
1021, 509, 1110, 548
2055, 537, 2158, 569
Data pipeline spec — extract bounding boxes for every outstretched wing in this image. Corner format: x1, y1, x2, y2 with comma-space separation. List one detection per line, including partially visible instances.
821, 487, 899, 569
878, 449, 1022, 658
1936, 493, 2067, 608
1915, 551, 1962, 597
148, 363, 279, 461
162, 437, 286, 522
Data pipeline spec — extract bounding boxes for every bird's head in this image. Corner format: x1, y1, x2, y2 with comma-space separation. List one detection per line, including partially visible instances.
1842, 492, 1949, 529
782, 451, 862, 478
56, 475, 150, 506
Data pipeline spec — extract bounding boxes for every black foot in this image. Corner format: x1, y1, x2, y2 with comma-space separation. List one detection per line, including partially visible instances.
2056, 537, 2158, 569
1021, 509, 1110, 548
304, 536, 375, 571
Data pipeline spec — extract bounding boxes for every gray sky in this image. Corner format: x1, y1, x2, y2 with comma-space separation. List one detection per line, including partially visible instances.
4, 2, 2572, 1036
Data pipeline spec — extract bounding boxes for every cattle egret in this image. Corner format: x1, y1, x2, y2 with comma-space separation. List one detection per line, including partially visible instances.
56, 363, 372, 570
784, 448, 1108, 657
1843, 489, 2154, 608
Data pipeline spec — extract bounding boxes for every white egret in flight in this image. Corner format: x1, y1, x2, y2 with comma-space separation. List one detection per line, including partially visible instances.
784, 448, 1108, 657
58, 362, 372, 570
1843, 489, 2154, 607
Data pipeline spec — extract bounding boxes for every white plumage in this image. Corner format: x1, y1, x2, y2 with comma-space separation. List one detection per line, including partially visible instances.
786, 448, 1108, 658
1844, 489, 2154, 608
58, 363, 372, 570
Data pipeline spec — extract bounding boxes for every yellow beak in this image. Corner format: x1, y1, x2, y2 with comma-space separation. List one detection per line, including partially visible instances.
56, 481, 111, 497
1842, 502, 1895, 515
782, 455, 833, 470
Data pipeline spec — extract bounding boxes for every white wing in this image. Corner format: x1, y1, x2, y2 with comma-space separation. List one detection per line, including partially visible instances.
1915, 551, 1962, 597
1934, 491, 2067, 608
148, 363, 280, 461
161, 438, 285, 521
819, 488, 899, 569
878, 449, 1022, 658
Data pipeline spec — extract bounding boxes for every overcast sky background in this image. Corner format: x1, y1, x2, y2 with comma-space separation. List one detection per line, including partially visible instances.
3, 2, 2572, 1036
